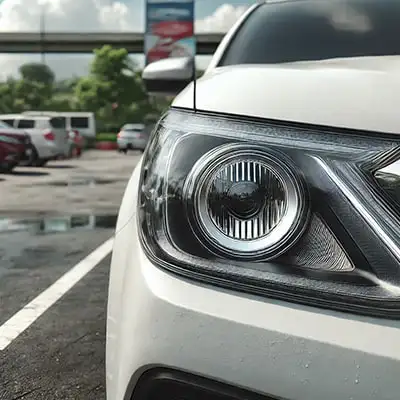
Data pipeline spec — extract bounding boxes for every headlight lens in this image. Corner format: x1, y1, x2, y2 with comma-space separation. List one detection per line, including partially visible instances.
184, 144, 310, 260
139, 109, 400, 318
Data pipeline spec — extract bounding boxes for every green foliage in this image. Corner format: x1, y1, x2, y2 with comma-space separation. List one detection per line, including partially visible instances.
19, 62, 55, 86
74, 45, 152, 127
96, 132, 118, 142
0, 45, 168, 127
14, 80, 52, 110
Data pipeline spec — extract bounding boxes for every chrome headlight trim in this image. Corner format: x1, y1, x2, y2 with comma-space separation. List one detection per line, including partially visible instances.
184, 143, 310, 260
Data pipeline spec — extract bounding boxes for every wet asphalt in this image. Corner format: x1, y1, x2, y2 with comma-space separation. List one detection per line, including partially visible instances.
0, 151, 140, 399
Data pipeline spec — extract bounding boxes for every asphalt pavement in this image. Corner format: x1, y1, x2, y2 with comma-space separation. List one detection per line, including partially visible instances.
0, 150, 140, 399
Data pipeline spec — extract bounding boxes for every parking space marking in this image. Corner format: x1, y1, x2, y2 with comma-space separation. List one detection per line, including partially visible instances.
0, 237, 114, 351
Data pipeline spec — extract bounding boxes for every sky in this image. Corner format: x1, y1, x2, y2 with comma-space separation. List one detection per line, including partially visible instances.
0, 0, 253, 79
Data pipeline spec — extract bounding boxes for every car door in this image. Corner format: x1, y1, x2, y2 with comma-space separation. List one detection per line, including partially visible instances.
47, 117, 69, 154
16, 118, 48, 158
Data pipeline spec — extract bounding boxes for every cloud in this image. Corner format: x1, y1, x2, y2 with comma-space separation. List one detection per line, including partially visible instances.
0, 0, 139, 32
0, 0, 248, 79
196, 4, 249, 33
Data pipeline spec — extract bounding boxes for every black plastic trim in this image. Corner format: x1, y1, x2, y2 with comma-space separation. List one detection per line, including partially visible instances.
144, 79, 191, 96
130, 368, 282, 400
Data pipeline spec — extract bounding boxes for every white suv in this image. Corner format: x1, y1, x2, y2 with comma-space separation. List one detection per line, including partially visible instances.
107, 1, 400, 399
0, 114, 68, 166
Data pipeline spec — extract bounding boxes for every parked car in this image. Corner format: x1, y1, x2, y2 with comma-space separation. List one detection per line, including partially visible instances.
117, 123, 148, 153
0, 121, 33, 167
23, 111, 96, 139
0, 114, 69, 167
107, 1, 400, 400
0, 130, 27, 173
66, 129, 84, 158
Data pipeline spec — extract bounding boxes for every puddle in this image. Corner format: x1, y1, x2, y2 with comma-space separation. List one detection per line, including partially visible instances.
0, 214, 117, 235
46, 178, 114, 187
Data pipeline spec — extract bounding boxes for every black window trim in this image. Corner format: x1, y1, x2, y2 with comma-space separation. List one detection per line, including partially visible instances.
70, 116, 90, 129
17, 119, 35, 129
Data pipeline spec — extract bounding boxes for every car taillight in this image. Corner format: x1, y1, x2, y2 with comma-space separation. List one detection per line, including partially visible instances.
44, 131, 55, 141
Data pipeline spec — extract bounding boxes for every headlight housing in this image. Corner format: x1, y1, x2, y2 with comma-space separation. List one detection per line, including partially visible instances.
139, 109, 400, 318
183, 143, 310, 260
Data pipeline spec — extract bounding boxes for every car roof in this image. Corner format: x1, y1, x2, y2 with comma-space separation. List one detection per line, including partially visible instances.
122, 124, 145, 128
0, 114, 50, 120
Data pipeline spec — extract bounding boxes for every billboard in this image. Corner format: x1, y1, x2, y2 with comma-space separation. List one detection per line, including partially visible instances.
145, 0, 195, 65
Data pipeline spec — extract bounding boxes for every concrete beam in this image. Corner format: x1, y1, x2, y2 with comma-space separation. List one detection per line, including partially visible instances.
0, 32, 223, 54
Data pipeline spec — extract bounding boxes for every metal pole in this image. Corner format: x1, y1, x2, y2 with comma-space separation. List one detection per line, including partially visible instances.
40, 5, 46, 64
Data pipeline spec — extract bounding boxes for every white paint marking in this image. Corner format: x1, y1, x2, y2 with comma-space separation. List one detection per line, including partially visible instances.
0, 237, 114, 351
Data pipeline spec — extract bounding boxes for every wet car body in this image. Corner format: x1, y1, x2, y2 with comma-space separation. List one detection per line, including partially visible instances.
107, 1, 400, 400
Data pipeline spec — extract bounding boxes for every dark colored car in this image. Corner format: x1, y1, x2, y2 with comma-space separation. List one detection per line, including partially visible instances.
0, 133, 26, 172
0, 121, 33, 169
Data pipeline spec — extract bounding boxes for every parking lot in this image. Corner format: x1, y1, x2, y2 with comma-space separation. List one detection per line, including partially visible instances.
0, 150, 141, 399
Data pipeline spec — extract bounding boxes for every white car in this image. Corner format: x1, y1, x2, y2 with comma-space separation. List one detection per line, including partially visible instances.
107, 1, 400, 399
117, 124, 148, 153
0, 114, 69, 166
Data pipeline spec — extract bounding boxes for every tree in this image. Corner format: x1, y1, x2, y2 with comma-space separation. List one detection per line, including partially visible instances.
14, 80, 51, 111
75, 45, 152, 127
19, 63, 55, 86
0, 78, 17, 113
13, 63, 56, 110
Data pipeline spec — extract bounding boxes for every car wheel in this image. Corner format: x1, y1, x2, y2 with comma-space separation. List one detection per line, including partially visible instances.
21, 146, 39, 167
34, 158, 48, 167
0, 163, 16, 173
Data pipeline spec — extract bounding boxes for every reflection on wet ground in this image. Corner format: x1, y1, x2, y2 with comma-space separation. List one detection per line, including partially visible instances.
0, 214, 117, 235
45, 178, 115, 187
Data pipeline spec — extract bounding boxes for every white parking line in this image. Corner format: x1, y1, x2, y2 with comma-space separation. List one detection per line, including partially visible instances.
0, 237, 114, 351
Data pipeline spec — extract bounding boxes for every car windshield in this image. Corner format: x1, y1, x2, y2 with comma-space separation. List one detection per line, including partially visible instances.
123, 125, 144, 132
0, 120, 13, 129
50, 117, 66, 129
220, 0, 400, 66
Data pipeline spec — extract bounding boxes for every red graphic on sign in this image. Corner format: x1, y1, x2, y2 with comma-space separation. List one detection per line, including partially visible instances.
151, 21, 193, 39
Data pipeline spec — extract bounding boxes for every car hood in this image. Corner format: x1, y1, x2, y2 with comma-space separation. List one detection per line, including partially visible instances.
173, 56, 400, 134
0, 128, 26, 137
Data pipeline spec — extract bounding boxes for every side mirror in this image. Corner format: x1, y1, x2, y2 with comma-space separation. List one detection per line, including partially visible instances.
142, 57, 194, 96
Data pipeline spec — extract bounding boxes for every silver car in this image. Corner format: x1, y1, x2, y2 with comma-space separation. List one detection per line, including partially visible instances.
117, 124, 148, 153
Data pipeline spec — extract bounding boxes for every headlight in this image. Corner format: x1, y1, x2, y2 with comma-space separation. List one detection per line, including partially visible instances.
139, 109, 400, 318
184, 144, 310, 260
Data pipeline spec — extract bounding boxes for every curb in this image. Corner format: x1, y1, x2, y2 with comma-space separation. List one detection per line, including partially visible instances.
95, 141, 118, 151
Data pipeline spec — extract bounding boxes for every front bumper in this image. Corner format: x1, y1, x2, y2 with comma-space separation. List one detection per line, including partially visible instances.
36, 142, 64, 160
107, 164, 400, 400
117, 138, 147, 150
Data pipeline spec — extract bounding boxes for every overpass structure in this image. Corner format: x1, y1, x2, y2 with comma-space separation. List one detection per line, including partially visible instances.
0, 32, 224, 54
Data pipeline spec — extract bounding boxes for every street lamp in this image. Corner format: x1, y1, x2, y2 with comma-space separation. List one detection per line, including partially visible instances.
40, 4, 46, 64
